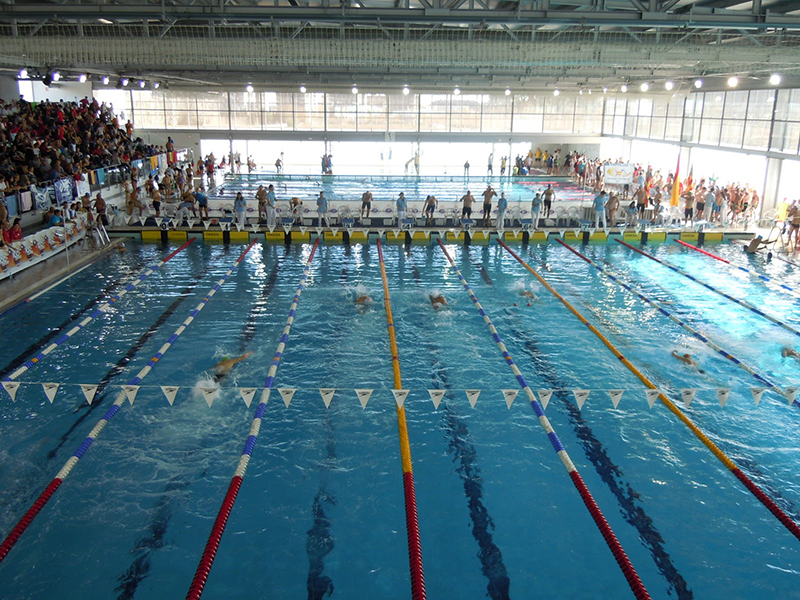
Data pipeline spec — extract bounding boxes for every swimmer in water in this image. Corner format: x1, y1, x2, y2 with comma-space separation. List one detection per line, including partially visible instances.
430, 294, 448, 309
782, 346, 800, 360
520, 290, 537, 299
355, 294, 372, 313
672, 350, 705, 374
214, 351, 252, 380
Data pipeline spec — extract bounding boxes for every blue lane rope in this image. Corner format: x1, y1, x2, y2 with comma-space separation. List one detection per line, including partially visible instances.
436, 239, 652, 600
616, 239, 800, 341
2, 238, 197, 383
0, 239, 257, 564
186, 239, 320, 600
558, 239, 799, 408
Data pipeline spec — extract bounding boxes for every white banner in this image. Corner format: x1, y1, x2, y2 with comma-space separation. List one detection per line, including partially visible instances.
429, 389, 446, 409
392, 389, 409, 408
355, 388, 373, 409
2, 381, 20, 401
320, 388, 335, 408
162, 385, 180, 405
238, 387, 257, 408
80, 384, 98, 405
502, 389, 518, 409
604, 163, 635, 185
279, 388, 296, 408
42, 382, 59, 403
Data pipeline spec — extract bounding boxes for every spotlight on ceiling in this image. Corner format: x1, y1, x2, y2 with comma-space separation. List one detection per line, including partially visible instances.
770, 73, 781, 86
300, 84, 307, 93
694, 79, 703, 89
403, 85, 410, 96
52, 71, 60, 82
505, 87, 511, 96
42, 73, 53, 86
121, 77, 129, 87
78, 73, 87, 83
727, 76, 739, 88
18, 68, 28, 79
620, 84, 628, 93
153, 81, 160, 89
579, 88, 584, 95
246, 83, 254, 93
138, 79, 146, 88
553, 89, 560, 96
453, 87, 460, 96
102, 75, 110, 85
665, 81, 674, 91
640, 82, 650, 92
588, 89, 592, 94
603, 87, 608, 94
351, 85, 358, 95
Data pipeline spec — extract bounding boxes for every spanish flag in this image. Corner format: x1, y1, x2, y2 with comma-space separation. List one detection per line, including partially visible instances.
670, 151, 681, 207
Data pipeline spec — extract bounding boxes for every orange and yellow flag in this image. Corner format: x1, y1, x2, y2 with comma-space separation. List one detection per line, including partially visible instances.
670, 152, 681, 207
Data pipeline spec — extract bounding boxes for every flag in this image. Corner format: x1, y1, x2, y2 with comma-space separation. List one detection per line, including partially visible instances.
670, 151, 681, 207
684, 165, 694, 196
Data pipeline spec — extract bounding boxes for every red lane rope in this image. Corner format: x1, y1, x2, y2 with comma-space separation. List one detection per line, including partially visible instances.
674, 239, 731, 263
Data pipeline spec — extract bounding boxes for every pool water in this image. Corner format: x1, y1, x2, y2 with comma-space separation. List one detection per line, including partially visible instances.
1, 239, 799, 600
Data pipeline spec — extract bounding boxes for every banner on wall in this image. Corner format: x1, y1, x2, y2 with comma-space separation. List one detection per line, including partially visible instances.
54, 177, 73, 205
30, 184, 53, 211
604, 163, 634, 185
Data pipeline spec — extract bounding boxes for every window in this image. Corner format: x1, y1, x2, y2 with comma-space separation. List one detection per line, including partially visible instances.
326, 94, 357, 131
357, 93, 387, 132
388, 93, 418, 132
450, 94, 481, 132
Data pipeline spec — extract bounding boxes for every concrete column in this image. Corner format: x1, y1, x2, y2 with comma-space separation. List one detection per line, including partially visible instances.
762, 156, 782, 213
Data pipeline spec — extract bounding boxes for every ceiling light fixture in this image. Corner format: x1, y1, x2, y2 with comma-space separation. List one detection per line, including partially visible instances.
505, 87, 511, 96
102, 76, 110, 85
153, 81, 160, 89
620, 84, 628, 93
694, 79, 703, 89
51, 71, 60, 82
727, 76, 739, 87
640, 82, 649, 92
351, 85, 358, 95
403, 85, 410, 96
139, 79, 146, 88
18, 68, 28, 79
770, 73, 781, 86
121, 77, 129, 87
300, 84, 307, 93
453, 87, 460, 96
665, 81, 674, 91
553, 89, 560, 96
78, 73, 87, 83
246, 83, 254, 93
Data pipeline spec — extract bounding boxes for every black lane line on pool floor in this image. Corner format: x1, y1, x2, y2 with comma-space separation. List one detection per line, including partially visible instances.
590, 253, 800, 525
0, 255, 146, 379
305, 249, 351, 600
44, 259, 218, 461
506, 311, 693, 600
113, 248, 287, 600
407, 253, 512, 600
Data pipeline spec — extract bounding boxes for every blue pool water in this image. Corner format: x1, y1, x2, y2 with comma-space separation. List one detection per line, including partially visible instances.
1, 239, 799, 599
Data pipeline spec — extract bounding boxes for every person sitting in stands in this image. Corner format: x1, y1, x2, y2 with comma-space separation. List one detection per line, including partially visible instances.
48, 209, 63, 227
10, 218, 22, 241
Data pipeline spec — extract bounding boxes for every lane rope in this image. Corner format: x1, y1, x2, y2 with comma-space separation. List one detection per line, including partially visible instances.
2, 238, 196, 383
556, 239, 799, 407
675, 239, 800, 299
438, 239, 651, 600
376, 238, 427, 600
615, 239, 800, 340
498, 239, 800, 543
186, 239, 320, 600
0, 239, 257, 564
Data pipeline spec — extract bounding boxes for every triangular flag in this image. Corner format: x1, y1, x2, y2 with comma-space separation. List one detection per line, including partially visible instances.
201, 386, 219, 407
235, 223, 243, 232
589, 228, 596, 236
154, 218, 163, 227
125, 215, 133, 225
300, 227, 307, 234
2, 381, 20, 401
512, 229, 521, 237
603, 227, 609, 235
572, 228, 581, 238
202, 220, 211, 230
238, 387, 256, 407
502, 389, 518, 409
268, 225, 275, 234
377, 229, 386, 239
80, 384, 98, 405
537, 389, 553, 410
716, 388, 731, 407
619, 224, 627, 234
645, 389, 660, 408
320, 388, 335, 408
392, 389, 409, 408
331, 228, 339, 236
251, 223, 261, 233
681, 389, 696, 407
355, 388, 373, 409
122, 384, 139, 405
161, 385, 180, 405
316, 227, 323, 236
784, 385, 799, 405
279, 388, 296, 408
138, 216, 147, 226
429, 389, 446, 409
635, 225, 641, 235
283, 225, 292, 234
573, 389, 590, 409
438, 230, 448, 238
465, 389, 481, 407
751, 387, 765, 406
260, 388, 271, 405
608, 389, 624, 408
42, 382, 59, 403
558, 229, 566, 239
187, 218, 196, 228
480, 231, 489, 240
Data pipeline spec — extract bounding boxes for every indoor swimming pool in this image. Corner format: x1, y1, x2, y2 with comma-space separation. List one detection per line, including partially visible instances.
1, 238, 799, 600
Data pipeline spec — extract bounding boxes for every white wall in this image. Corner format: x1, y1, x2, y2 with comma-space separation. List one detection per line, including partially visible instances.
18, 80, 92, 103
